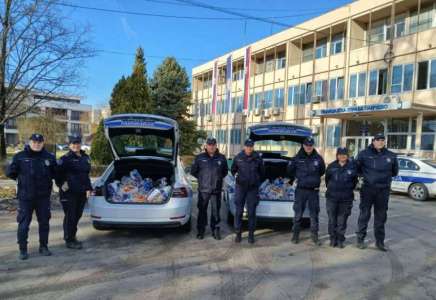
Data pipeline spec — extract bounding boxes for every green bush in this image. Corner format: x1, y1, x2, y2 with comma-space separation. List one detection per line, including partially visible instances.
91, 120, 113, 165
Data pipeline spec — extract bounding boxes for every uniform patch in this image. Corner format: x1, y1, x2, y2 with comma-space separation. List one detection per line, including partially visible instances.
314, 160, 319, 166
45, 159, 50, 166
347, 170, 352, 175
217, 161, 222, 165
386, 158, 391, 163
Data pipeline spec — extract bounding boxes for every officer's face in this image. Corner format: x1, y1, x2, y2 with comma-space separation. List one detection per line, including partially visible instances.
29, 140, 44, 152
244, 146, 254, 156
303, 144, 314, 154
205, 143, 217, 154
337, 154, 348, 163
69, 142, 81, 153
373, 138, 385, 150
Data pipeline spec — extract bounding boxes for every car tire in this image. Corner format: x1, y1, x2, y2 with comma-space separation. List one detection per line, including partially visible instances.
93, 222, 110, 231
180, 216, 192, 233
408, 183, 429, 201
301, 218, 311, 229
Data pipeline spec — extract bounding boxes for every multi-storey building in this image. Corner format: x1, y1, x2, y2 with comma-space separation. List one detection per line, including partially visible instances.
191, 0, 436, 161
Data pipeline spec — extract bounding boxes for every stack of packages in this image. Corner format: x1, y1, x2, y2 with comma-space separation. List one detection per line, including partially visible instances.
107, 169, 172, 204
259, 178, 295, 201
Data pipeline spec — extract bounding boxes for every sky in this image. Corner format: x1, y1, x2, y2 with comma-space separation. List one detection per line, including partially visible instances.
58, 0, 352, 108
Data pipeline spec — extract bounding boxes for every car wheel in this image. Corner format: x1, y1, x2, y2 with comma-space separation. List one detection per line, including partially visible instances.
93, 222, 110, 231
408, 183, 429, 201
180, 216, 192, 233
301, 218, 311, 229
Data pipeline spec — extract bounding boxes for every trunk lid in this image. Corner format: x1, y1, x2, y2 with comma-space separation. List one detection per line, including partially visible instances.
104, 114, 179, 163
248, 122, 312, 143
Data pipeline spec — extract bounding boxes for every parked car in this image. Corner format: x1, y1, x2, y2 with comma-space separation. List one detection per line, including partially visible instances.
223, 122, 312, 225
89, 114, 193, 231
391, 155, 436, 201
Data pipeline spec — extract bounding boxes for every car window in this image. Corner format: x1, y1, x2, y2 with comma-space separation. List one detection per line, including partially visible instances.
423, 160, 436, 168
111, 134, 174, 158
398, 158, 419, 171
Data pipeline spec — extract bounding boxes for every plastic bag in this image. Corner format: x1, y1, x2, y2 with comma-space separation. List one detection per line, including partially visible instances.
108, 180, 120, 197
147, 188, 164, 203
157, 177, 168, 188
142, 178, 154, 192
159, 186, 172, 199
130, 169, 143, 185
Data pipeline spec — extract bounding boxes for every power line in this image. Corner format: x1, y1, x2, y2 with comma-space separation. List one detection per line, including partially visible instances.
96, 49, 208, 62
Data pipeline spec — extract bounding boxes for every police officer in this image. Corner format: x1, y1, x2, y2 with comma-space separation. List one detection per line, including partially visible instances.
355, 133, 398, 252
6, 134, 56, 260
325, 147, 358, 249
231, 139, 264, 244
288, 137, 325, 246
56, 135, 92, 249
190, 137, 228, 240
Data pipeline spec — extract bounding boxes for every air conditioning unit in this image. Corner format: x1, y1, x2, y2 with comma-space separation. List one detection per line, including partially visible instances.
343, 99, 351, 106
385, 95, 401, 103
263, 109, 271, 118
206, 115, 212, 122
312, 96, 323, 103
272, 107, 282, 115
254, 108, 261, 116
383, 96, 392, 103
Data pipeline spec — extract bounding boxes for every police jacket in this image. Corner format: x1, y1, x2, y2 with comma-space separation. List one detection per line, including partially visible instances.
231, 151, 265, 188
356, 144, 399, 189
325, 159, 358, 201
287, 147, 326, 190
190, 150, 228, 194
6, 145, 56, 201
56, 150, 92, 195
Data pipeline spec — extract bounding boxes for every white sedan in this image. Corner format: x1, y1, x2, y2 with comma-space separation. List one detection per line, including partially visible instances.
391, 156, 436, 201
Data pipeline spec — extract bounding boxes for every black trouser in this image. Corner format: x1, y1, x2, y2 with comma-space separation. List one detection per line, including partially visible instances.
197, 192, 221, 233
61, 192, 87, 242
234, 185, 259, 234
326, 198, 353, 242
356, 186, 390, 243
293, 188, 320, 234
17, 197, 51, 249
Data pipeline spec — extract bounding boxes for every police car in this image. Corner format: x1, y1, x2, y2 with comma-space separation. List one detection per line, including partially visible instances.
223, 122, 311, 224
391, 155, 436, 201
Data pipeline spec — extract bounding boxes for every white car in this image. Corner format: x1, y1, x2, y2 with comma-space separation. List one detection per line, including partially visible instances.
89, 114, 193, 231
223, 122, 312, 225
391, 155, 436, 201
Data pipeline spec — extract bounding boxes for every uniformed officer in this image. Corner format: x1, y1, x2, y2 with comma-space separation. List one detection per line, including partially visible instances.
190, 137, 228, 240
355, 133, 398, 251
56, 135, 92, 249
325, 147, 358, 248
6, 134, 56, 260
231, 139, 264, 244
288, 137, 325, 246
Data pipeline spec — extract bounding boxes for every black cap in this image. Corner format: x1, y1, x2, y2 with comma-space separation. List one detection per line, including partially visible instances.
336, 147, 348, 156
303, 136, 315, 146
69, 135, 82, 144
30, 133, 44, 142
244, 139, 254, 147
374, 133, 385, 140
206, 137, 217, 145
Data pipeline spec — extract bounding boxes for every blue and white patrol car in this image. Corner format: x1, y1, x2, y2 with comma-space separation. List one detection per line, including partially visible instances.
391, 155, 436, 201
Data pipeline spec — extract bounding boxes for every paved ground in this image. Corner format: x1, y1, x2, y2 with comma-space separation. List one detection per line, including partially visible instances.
1, 192, 436, 300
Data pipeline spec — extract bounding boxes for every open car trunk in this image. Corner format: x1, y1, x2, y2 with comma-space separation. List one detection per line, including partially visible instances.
258, 153, 294, 201
104, 158, 175, 204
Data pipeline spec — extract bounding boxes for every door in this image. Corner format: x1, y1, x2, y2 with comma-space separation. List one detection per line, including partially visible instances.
345, 137, 372, 158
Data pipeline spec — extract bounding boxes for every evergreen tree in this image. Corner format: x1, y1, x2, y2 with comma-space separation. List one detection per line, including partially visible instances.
90, 120, 112, 165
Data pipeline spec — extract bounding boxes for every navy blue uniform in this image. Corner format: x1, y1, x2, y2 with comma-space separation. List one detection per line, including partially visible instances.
288, 148, 325, 235
56, 150, 92, 243
190, 150, 228, 233
230, 151, 264, 234
355, 145, 399, 243
325, 159, 358, 242
6, 146, 56, 249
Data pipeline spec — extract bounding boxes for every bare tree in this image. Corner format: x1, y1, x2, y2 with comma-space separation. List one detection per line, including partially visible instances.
0, 0, 94, 160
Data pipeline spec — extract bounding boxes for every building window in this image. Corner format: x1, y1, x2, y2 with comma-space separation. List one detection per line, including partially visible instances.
274, 88, 284, 108
255, 92, 262, 109
315, 39, 327, 59
370, 16, 407, 44
265, 54, 275, 73
255, 57, 264, 75
305, 83, 312, 104
237, 96, 243, 112
230, 128, 242, 145
276, 51, 286, 69
314, 80, 328, 102
71, 123, 81, 134
410, 5, 435, 34
302, 43, 314, 62
327, 124, 341, 147
264, 90, 273, 109
349, 72, 366, 98
329, 77, 344, 101
391, 64, 414, 94
330, 33, 345, 55
368, 69, 387, 96
417, 59, 436, 90
299, 84, 306, 105
70, 110, 81, 121
387, 118, 409, 149
421, 117, 436, 151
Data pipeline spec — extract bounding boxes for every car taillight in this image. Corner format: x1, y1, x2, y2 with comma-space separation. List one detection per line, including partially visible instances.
172, 187, 188, 198
91, 186, 103, 196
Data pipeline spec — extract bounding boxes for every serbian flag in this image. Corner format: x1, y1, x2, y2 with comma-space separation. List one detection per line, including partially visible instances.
243, 46, 251, 112
225, 55, 232, 113
211, 60, 218, 115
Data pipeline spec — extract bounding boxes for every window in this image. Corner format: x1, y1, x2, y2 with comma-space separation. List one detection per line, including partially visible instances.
249, 95, 254, 111
410, 5, 434, 34
327, 124, 341, 147
368, 69, 387, 96
330, 33, 344, 55
369, 19, 386, 44
299, 84, 306, 105
255, 92, 263, 109
288, 86, 299, 106
417, 59, 436, 90
230, 129, 242, 145
315, 39, 327, 59
370, 16, 408, 44
236, 96, 243, 113
378, 69, 388, 95
302, 43, 314, 62
314, 80, 328, 102
70, 111, 81, 121
264, 90, 273, 108
349, 72, 366, 98
398, 159, 420, 171
255, 57, 264, 75
422, 117, 436, 151
391, 64, 414, 94
71, 123, 81, 134
349, 74, 357, 98
276, 52, 286, 69
274, 88, 284, 108
305, 83, 312, 104
265, 54, 275, 73
337, 77, 344, 99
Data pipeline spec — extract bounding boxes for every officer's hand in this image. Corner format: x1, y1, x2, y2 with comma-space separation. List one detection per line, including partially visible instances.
86, 190, 91, 199
61, 182, 69, 192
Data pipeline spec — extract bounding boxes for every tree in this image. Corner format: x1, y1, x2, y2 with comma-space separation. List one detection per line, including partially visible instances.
150, 57, 205, 155
90, 120, 112, 165
0, 0, 93, 160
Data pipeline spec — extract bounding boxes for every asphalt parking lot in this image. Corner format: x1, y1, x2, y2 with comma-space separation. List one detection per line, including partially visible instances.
0, 192, 436, 300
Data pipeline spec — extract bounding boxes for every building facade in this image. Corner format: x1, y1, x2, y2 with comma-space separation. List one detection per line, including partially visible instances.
191, 0, 436, 162
4, 93, 93, 145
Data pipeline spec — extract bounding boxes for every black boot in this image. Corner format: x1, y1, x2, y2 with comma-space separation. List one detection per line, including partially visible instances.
337, 241, 345, 249
311, 233, 321, 246
196, 231, 204, 240
66, 241, 82, 249
356, 238, 366, 249
234, 232, 242, 243
39, 246, 52, 256
73, 238, 83, 249
376, 240, 387, 252
330, 238, 338, 248
291, 230, 300, 244
19, 248, 28, 260
212, 228, 221, 240
248, 232, 255, 244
